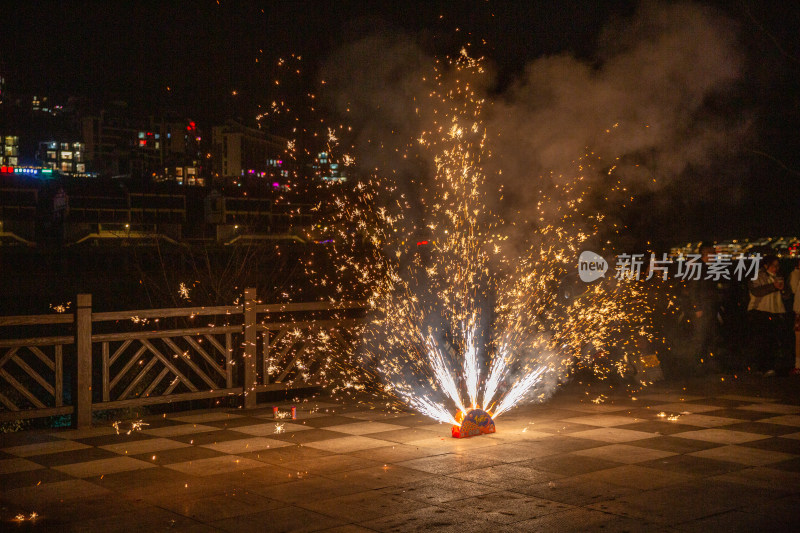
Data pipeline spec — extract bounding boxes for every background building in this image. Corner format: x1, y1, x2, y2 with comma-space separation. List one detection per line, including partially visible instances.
37, 140, 87, 175
211, 120, 286, 183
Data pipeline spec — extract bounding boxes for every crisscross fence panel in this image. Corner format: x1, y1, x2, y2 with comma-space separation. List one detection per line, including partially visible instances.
0, 291, 365, 427
0, 314, 74, 421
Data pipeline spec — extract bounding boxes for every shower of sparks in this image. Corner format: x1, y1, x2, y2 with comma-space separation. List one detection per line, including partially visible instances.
50, 302, 71, 313
302, 50, 652, 425
179, 282, 191, 300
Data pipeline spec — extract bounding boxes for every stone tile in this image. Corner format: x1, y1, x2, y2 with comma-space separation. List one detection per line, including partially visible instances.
203, 416, 273, 429
99, 437, 190, 455
701, 408, 772, 421
387, 414, 449, 427
0, 431, 62, 448
676, 509, 797, 533
627, 435, 723, 454
53, 456, 156, 478
717, 394, 778, 403
278, 454, 381, 475
568, 427, 655, 443
87, 465, 194, 494
165, 455, 267, 476
302, 435, 390, 453
520, 420, 600, 434
73, 432, 156, 447
709, 466, 800, 492
763, 414, 800, 426
358, 504, 495, 533
638, 454, 748, 477
737, 402, 800, 414
465, 442, 555, 463
319, 526, 382, 533
690, 445, 797, 466
160, 490, 285, 522
326, 421, 409, 435
738, 436, 800, 454
209, 507, 342, 533
230, 421, 313, 436
509, 435, 605, 455
238, 444, 335, 466
299, 489, 420, 522
250, 476, 372, 504
169, 412, 245, 423
142, 423, 219, 437
666, 414, 741, 428
130, 445, 225, 466
522, 453, 624, 476
770, 456, 800, 471
295, 415, 365, 428
0, 457, 45, 474
364, 427, 446, 444
341, 410, 410, 421
170, 429, 257, 446
673, 428, 770, 444
63, 505, 208, 533
349, 444, 449, 464
270, 428, 354, 445
0, 466, 75, 490
684, 398, 750, 408
563, 415, 641, 427
723, 421, 800, 436
572, 464, 695, 490
780, 431, 800, 440
324, 464, 434, 489
442, 490, 572, 524
516, 476, 636, 506
201, 436, 293, 454
649, 402, 722, 414
449, 462, 564, 486
387, 475, 500, 504
571, 443, 676, 464
2, 439, 90, 457
615, 420, 705, 435
589, 479, 784, 525
50, 426, 119, 439
23, 446, 119, 467
397, 453, 502, 474
3, 479, 110, 504
510, 507, 656, 533
638, 393, 705, 403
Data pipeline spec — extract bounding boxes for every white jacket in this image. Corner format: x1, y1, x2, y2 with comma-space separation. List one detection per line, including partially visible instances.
748, 269, 786, 314
790, 268, 800, 314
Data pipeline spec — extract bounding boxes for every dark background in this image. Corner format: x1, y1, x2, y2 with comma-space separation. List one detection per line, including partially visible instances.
1, 0, 799, 242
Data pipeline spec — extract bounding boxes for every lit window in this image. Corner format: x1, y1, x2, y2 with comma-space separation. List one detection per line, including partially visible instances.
61, 151, 73, 160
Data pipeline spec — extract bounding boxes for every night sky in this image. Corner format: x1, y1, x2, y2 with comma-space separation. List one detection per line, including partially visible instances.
2, 1, 799, 243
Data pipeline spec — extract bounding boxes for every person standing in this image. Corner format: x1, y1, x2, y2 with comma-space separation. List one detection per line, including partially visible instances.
789, 260, 800, 375
748, 255, 790, 376
688, 243, 721, 374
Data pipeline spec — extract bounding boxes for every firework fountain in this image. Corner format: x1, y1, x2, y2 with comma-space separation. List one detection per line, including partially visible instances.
312, 50, 651, 432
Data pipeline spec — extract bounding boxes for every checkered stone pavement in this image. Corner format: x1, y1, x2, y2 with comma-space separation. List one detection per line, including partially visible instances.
1, 383, 799, 532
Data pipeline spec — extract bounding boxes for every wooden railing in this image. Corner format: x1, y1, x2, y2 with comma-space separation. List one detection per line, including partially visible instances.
0, 290, 365, 427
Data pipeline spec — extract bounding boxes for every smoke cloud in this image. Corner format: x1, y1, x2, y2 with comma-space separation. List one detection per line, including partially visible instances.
322, 1, 747, 240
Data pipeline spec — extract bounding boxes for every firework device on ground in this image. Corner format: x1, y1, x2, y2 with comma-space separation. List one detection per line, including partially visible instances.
451, 408, 496, 438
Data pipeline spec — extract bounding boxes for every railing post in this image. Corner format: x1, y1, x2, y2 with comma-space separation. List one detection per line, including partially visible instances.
243, 288, 257, 408
74, 294, 92, 428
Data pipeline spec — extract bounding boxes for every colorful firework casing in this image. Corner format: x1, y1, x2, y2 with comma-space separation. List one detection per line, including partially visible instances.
452, 409, 496, 438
